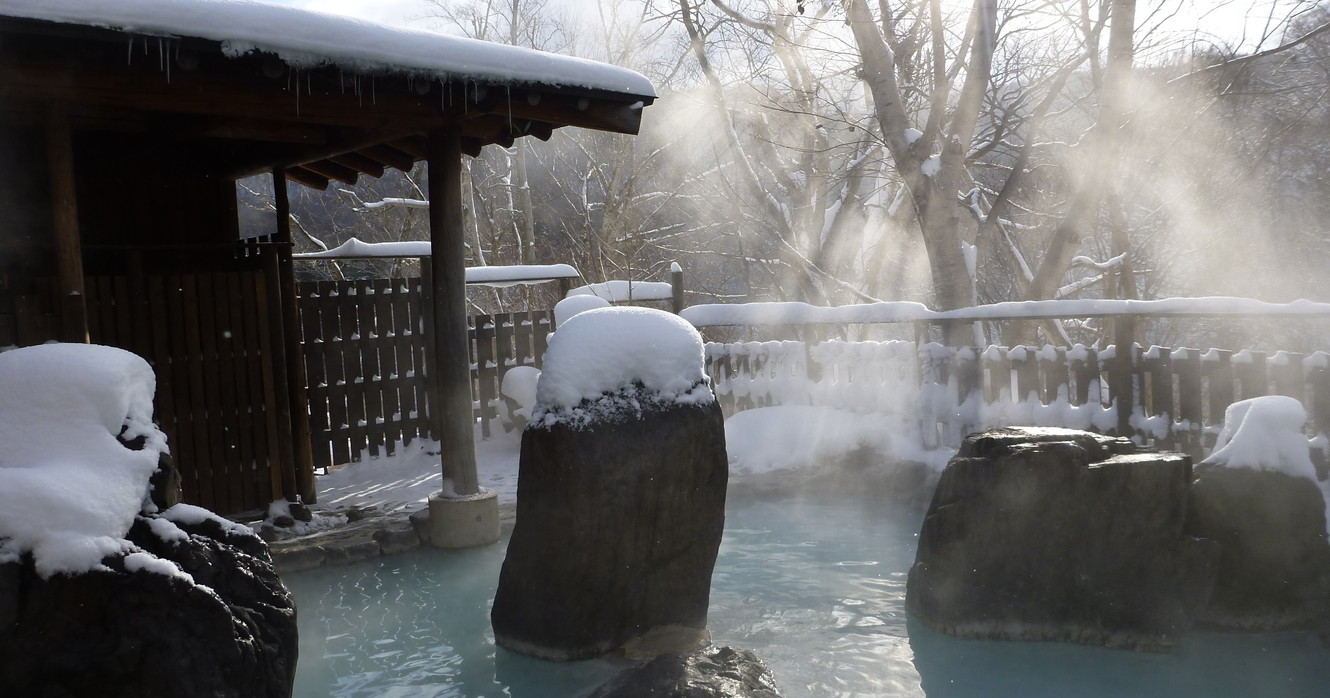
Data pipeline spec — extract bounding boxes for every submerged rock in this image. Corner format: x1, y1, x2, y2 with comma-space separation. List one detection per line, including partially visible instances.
906, 427, 1217, 651
0, 510, 297, 697
1186, 464, 1330, 631
491, 398, 728, 661
589, 645, 783, 698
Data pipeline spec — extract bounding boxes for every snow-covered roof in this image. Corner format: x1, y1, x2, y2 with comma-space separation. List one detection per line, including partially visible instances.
0, 0, 655, 98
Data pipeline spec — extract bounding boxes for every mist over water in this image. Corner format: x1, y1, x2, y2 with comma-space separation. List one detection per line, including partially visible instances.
286, 493, 1330, 697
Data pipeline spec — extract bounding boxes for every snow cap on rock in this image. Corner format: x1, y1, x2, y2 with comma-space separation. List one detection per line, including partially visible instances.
554, 294, 611, 327
533, 307, 711, 427
1203, 395, 1316, 480
0, 344, 168, 577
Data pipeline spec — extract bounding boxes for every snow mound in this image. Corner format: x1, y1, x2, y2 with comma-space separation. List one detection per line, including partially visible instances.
568, 280, 673, 302
1203, 396, 1316, 480
554, 294, 610, 326
725, 405, 950, 475
532, 307, 711, 427
0, 344, 169, 578
500, 366, 541, 421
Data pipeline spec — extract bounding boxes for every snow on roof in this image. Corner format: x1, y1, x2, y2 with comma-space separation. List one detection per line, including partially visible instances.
568, 280, 674, 303
681, 297, 1330, 327
0, 344, 169, 578
533, 307, 711, 427
0, 0, 655, 97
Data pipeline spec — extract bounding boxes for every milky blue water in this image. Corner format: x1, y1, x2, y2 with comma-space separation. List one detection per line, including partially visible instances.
287, 493, 1330, 697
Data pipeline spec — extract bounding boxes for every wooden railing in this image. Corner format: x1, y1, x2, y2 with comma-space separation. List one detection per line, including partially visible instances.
705, 339, 1330, 469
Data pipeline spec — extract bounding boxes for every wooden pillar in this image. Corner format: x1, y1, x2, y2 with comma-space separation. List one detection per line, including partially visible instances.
428, 128, 480, 495
670, 262, 684, 315
46, 103, 87, 343
1113, 315, 1137, 437
273, 169, 317, 504
261, 246, 299, 503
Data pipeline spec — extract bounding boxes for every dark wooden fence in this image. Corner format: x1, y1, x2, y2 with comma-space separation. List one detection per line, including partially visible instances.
706, 339, 1330, 468
1, 270, 289, 514
295, 278, 551, 469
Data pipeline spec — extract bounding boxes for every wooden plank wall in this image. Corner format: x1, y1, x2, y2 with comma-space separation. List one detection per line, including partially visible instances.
0, 272, 285, 515
296, 278, 553, 468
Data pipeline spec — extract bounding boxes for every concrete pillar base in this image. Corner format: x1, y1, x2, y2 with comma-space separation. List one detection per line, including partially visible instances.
428, 489, 501, 549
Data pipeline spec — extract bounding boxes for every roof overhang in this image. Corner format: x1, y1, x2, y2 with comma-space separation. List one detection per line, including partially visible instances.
0, 0, 656, 188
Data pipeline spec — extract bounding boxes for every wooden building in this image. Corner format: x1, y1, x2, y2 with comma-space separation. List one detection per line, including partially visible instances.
0, 0, 654, 515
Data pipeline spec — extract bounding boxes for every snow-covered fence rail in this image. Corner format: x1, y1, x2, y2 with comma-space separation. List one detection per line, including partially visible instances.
705, 339, 1330, 465
295, 278, 552, 468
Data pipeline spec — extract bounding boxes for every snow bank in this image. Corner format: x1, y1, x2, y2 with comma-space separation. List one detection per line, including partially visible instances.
532, 307, 711, 428
0, 344, 168, 578
554, 295, 610, 326
0, 0, 655, 96
725, 406, 950, 475
1203, 396, 1317, 480
500, 366, 541, 421
568, 280, 674, 303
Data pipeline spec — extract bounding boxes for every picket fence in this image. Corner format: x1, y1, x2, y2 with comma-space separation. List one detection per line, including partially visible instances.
704, 339, 1330, 467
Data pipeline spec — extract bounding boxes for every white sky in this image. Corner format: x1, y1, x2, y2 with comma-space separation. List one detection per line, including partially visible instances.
286, 0, 1321, 52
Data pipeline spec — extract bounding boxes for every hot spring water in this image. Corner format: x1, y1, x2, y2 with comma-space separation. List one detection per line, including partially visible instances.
287, 494, 1330, 697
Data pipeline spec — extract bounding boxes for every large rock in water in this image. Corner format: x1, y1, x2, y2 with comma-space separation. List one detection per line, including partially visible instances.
1185, 464, 1330, 630
0, 511, 298, 697
491, 397, 729, 660
906, 427, 1218, 651
589, 646, 783, 698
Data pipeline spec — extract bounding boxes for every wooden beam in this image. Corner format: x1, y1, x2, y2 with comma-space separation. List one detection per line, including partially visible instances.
299, 159, 359, 186
329, 151, 385, 178
273, 168, 317, 504
391, 135, 428, 160
219, 128, 418, 180
427, 127, 479, 496
285, 166, 329, 190
357, 144, 416, 173
199, 118, 330, 144
461, 138, 485, 158
46, 102, 87, 343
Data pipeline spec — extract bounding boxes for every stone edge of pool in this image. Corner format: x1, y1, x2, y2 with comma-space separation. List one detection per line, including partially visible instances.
267, 502, 519, 574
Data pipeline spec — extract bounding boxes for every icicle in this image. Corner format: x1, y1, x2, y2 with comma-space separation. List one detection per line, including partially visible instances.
126, 37, 133, 65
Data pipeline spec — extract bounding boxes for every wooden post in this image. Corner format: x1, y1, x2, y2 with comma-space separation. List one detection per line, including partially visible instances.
1113, 315, 1136, 437
670, 262, 684, 314
261, 247, 299, 503
428, 128, 480, 496
273, 169, 317, 504
46, 103, 87, 343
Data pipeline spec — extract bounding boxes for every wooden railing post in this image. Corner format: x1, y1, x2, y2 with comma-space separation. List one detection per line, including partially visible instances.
670, 262, 684, 314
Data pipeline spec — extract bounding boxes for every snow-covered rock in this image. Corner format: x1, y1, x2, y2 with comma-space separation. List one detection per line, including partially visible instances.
554, 294, 610, 327
0, 344, 167, 577
1203, 395, 1316, 479
532, 307, 711, 428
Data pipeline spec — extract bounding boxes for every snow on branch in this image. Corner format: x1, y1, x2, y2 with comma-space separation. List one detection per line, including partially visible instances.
1071, 253, 1127, 271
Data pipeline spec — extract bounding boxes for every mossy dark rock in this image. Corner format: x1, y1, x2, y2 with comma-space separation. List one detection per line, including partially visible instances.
0, 512, 297, 697
589, 645, 782, 698
1186, 464, 1330, 631
491, 399, 728, 661
907, 427, 1217, 651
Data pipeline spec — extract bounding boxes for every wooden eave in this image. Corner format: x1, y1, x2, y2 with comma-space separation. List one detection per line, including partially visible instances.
0, 16, 654, 189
